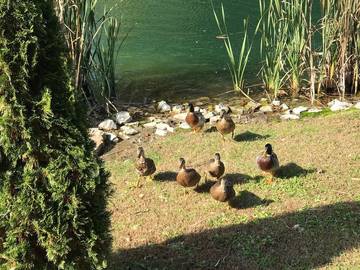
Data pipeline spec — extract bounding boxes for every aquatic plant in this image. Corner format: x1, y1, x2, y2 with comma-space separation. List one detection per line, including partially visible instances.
55, 0, 125, 113
212, 2, 254, 101
0, 0, 111, 268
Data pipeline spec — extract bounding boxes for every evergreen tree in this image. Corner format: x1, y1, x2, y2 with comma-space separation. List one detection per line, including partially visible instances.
0, 0, 111, 269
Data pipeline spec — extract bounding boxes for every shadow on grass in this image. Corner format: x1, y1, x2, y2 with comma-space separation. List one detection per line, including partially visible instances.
194, 180, 216, 193
276, 163, 316, 179
224, 173, 256, 185
204, 126, 217, 133
228, 190, 274, 209
233, 131, 271, 142
154, 171, 177, 182
110, 201, 360, 269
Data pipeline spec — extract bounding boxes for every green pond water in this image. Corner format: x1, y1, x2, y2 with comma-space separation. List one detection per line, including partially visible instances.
99, 0, 263, 102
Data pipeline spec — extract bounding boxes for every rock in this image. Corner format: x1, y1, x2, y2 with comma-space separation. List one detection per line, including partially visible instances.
272, 100, 281, 106
143, 122, 157, 129
118, 132, 130, 140
328, 99, 353, 111
203, 111, 216, 120
308, 108, 322, 113
157, 100, 171, 112
167, 126, 175, 133
155, 129, 168, 136
280, 114, 300, 120
280, 103, 289, 111
172, 113, 187, 121
215, 103, 231, 113
245, 101, 261, 112
88, 128, 106, 155
104, 132, 119, 143
200, 108, 207, 114
156, 123, 171, 131
115, 111, 132, 125
259, 105, 273, 113
98, 119, 117, 131
355, 101, 360, 109
125, 121, 139, 127
292, 106, 308, 115
179, 122, 191, 129
120, 126, 139, 136
210, 115, 220, 125
172, 104, 184, 113
194, 106, 201, 112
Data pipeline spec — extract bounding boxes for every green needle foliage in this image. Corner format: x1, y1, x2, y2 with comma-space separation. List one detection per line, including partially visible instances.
0, 0, 111, 269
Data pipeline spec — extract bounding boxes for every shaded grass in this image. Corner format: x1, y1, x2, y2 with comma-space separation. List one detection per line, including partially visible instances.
106, 109, 360, 269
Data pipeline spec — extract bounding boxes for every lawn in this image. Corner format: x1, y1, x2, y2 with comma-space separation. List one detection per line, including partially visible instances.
105, 109, 360, 270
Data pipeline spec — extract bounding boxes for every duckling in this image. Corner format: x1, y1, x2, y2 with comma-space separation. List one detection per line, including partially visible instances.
206, 153, 225, 181
185, 103, 205, 132
216, 110, 235, 141
176, 158, 201, 189
210, 178, 235, 202
256, 143, 279, 184
135, 147, 156, 187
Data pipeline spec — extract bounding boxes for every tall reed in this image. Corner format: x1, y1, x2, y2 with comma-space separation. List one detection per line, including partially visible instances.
212, 2, 254, 101
55, 0, 124, 112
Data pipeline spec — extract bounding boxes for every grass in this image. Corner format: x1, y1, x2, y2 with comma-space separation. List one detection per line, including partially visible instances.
105, 109, 360, 269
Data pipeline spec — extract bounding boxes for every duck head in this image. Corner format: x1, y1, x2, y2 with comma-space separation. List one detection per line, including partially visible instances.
264, 143, 273, 155
188, 103, 195, 113
214, 153, 221, 161
179, 157, 186, 169
137, 147, 145, 158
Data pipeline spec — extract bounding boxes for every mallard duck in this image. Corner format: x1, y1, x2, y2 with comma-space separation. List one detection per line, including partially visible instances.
176, 158, 201, 188
206, 153, 225, 181
210, 178, 235, 202
185, 103, 205, 132
135, 147, 156, 187
256, 143, 279, 184
216, 110, 235, 140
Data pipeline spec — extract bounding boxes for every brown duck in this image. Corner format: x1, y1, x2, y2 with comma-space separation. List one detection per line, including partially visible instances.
216, 110, 235, 140
185, 103, 205, 132
256, 143, 279, 184
135, 147, 156, 187
210, 178, 235, 202
176, 158, 201, 188
206, 153, 225, 180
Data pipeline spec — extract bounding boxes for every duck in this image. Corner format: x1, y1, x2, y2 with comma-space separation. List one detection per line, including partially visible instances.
176, 158, 201, 189
185, 103, 205, 132
206, 153, 225, 181
256, 143, 279, 184
135, 147, 156, 187
216, 109, 235, 140
210, 178, 235, 202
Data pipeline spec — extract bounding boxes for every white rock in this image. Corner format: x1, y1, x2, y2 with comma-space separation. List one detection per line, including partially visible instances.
280, 103, 289, 111
272, 100, 281, 106
179, 122, 191, 129
156, 123, 171, 131
355, 101, 360, 109
120, 126, 139, 136
125, 121, 139, 127
280, 114, 300, 120
292, 106, 308, 115
215, 103, 230, 113
172, 113, 187, 121
155, 129, 168, 136
203, 111, 216, 120
143, 122, 157, 129
210, 115, 220, 125
157, 100, 171, 112
329, 99, 353, 111
115, 111, 132, 125
259, 105, 273, 113
172, 104, 183, 113
98, 119, 117, 131
194, 106, 201, 112
104, 132, 119, 143
167, 127, 175, 133
118, 132, 130, 140
308, 108, 322, 113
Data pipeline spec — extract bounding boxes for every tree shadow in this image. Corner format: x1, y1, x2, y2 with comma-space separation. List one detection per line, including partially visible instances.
224, 173, 255, 185
204, 126, 217, 133
276, 163, 316, 179
228, 190, 274, 209
110, 201, 360, 269
233, 131, 271, 142
154, 171, 177, 182
194, 180, 216, 193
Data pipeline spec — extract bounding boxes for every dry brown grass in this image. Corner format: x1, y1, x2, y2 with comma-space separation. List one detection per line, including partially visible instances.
105, 109, 360, 269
